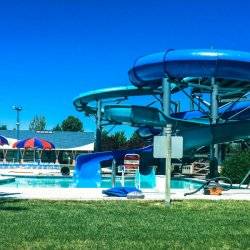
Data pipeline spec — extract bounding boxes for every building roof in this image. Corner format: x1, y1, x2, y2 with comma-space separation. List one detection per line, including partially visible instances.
0, 130, 95, 150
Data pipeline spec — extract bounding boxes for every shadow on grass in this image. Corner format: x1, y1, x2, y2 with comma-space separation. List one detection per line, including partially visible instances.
0, 193, 27, 211
0, 192, 21, 197
0, 204, 28, 211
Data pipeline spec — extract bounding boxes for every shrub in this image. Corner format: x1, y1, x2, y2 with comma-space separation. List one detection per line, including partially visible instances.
221, 150, 250, 184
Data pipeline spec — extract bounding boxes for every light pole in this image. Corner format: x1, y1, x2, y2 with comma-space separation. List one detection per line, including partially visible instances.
12, 106, 22, 162
12, 105, 22, 140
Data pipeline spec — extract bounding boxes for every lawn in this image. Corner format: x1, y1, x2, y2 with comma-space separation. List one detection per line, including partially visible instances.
0, 199, 249, 249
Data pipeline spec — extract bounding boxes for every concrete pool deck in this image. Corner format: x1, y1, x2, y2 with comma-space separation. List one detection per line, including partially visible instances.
0, 187, 249, 201
0, 171, 249, 201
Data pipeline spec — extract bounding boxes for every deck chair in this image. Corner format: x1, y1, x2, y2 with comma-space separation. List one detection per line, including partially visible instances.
123, 154, 140, 173
120, 154, 140, 187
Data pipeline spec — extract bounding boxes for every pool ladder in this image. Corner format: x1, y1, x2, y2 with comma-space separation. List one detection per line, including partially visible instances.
111, 159, 140, 188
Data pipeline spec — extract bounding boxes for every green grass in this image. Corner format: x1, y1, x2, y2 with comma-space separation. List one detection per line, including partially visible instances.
0, 200, 249, 249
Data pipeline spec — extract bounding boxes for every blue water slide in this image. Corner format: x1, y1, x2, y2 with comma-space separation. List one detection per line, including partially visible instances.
75, 113, 250, 184
129, 49, 250, 88
104, 105, 208, 128
172, 99, 250, 120
73, 48, 250, 184
217, 99, 250, 120
73, 85, 181, 115
103, 104, 250, 153
180, 120, 250, 152
74, 146, 153, 187
136, 120, 250, 153
74, 151, 113, 187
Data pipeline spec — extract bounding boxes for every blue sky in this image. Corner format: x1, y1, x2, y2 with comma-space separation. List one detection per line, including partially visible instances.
0, 0, 250, 133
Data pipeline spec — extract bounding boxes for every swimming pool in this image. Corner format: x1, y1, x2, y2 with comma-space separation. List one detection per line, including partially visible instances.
1, 176, 202, 189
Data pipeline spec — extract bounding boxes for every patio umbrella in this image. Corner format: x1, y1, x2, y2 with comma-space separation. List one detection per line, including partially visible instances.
0, 135, 9, 146
0, 136, 10, 163
13, 137, 55, 150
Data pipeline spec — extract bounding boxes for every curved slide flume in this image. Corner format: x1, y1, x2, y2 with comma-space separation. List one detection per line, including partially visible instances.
103, 104, 250, 154
172, 97, 250, 121
129, 49, 250, 90
73, 85, 182, 115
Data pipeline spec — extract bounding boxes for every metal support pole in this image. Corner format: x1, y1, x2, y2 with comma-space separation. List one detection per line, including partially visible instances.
164, 124, 172, 205
162, 77, 172, 206
121, 169, 125, 187
162, 78, 171, 116
16, 111, 20, 162
16, 109, 20, 140
95, 100, 102, 152
211, 78, 218, 125
190, 90, 195, 111
33, 149, 36, 162
177, 101, 181, 113
55, 150, 59, 164
209, 77, 219, 178
111, 159, 116, 188
13, 106, 22, 161
197, 93, 201, 111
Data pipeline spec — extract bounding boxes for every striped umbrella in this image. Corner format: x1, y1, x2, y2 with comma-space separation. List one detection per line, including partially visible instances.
0, 135, 9, 146
13, 137, 55, 150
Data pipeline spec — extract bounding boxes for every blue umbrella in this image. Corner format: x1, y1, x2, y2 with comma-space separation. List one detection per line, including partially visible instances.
0, 135, 9, 146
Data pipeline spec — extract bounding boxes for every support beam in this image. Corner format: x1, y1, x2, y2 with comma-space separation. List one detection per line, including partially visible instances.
164, 124, 172, 206
162, 77, 172, 206
209, 77, 219, 178
33, 149, 36, 162
3, 149, 7, 163
176, 101, 181, 113
211, 78, 218, 124
111, 159, 116, 188
190, 91, 195, 111
37, 150, 43, 164
20, 149, 25, 164
55, 150, 60, 164
95, 100, 102, 152
162, 78, 171, 116
71, 150, 77, 166
182, 89, 208, 114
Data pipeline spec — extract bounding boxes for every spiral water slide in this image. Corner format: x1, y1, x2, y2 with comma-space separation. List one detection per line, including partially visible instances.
74, 49, 250, 181
105, 49, 250, 149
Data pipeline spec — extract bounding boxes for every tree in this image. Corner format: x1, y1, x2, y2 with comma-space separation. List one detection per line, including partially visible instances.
0, 125, 7, 130
126, 131, 145, 148
101, 130, 128, 151
221, 150, 250, 183
61, 116, 83, 132
100, 130, 147, 151
100, 130, 111, 151
52, 124, 62, 131
29, 115, 47, 131
110, 131, 127, 150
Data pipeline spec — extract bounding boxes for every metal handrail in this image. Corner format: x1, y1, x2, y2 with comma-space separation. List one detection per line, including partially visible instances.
239, 170, 250, 189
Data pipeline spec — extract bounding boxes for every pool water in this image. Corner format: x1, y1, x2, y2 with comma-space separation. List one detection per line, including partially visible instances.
1, 176, 202, 189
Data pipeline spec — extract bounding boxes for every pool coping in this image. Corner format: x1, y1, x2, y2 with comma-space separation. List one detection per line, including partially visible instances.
0, 176, 15, 185
0, 174, 249, 201
0, 186, 249, 201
